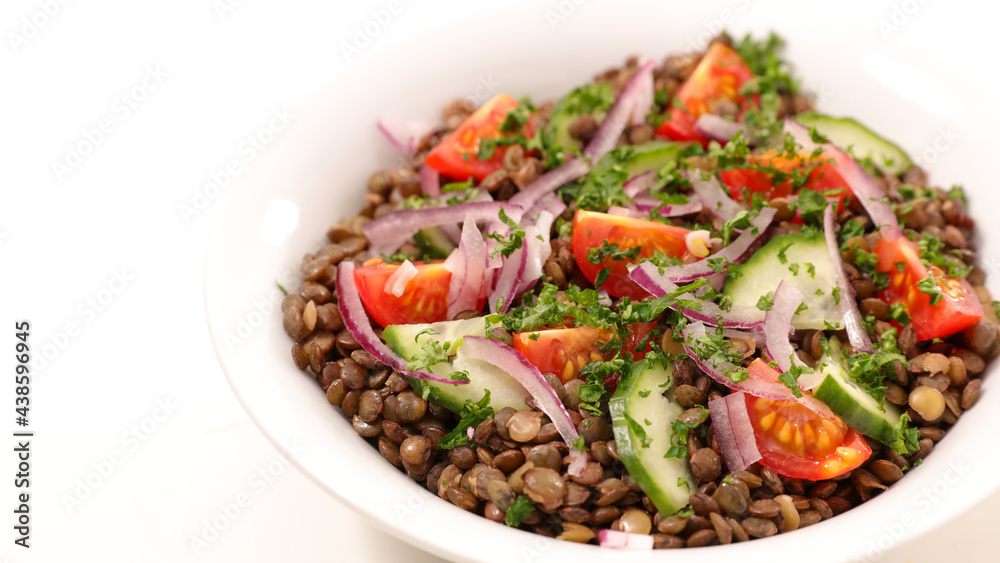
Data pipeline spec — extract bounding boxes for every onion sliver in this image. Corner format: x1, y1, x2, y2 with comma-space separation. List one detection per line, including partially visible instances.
784, 118, 901, 240
708, 391, 762, 471
823, 205, 875, 354
762, 281, 811, 373
694, 113, 747, 144
420, 165, 441, 197
647, 207, 776, 284
583, 59, 656, 161
686, 169, 745, 221
708, 391, 762, 472
363, 201, 522, 257
598, 530, 654, 550
335, 262, 466, 385
628, 262, 765, 329
444, 215, 487, 319
460, 336, 586, 474
508, 158, 589, 215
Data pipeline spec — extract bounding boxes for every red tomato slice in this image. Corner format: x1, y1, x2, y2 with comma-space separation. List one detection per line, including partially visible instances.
872, 236, 983, 341
513, 322, 657, 386
655, 43, 757, 145
745, 359, 872, 480
423, 93, 535, 181
353, 259, 474, 327
719, 150, 852, 210
571, 210, 694, 300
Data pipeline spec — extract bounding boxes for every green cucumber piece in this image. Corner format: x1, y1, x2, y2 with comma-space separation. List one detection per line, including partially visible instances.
382, 318, 531, 413
592, 141, 693, 179
795, 113, 912, 176
609, 359, 694, 516
723, 232, 842, 330
810, 337, 902, 446
413, 227, 455, 260
542, 82, 615, 150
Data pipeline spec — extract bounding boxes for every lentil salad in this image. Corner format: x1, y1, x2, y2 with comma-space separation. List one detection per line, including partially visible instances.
280, 32, 998, 549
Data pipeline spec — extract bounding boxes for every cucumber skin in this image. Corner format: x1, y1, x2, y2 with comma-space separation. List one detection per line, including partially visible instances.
813, 376, 896, 445
609, 359, 693, 516
593, 141, 693, 179
794, 113, 912, 176
382, 319, 530, 413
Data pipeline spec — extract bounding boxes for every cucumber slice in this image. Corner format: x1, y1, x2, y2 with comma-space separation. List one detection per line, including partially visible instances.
382, 318, 531, 413
413, 227, 455, 260
723, 232, 842, 330
794, 113, 912, 176
542, 82, 615, 150
592, 141, 694, 179
811, 338, 902, 446
609, 359, 694, 516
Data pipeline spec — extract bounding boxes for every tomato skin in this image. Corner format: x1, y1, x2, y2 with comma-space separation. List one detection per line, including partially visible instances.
571, 210, 694, 299
719, 151, 852, 210
872, 236, 983, 341
655, 43, 757, 145
744, 360, 871, 480
424, 93, 535, 181
354, 260, 471, 327
513, 323, 657, 387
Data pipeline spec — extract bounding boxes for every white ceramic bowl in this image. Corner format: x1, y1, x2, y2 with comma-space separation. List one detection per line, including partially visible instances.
205, 2, 1000, 561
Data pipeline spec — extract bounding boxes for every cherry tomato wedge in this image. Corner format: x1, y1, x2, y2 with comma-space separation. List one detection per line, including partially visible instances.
655, 43, 757, 145
424, 93, 535, 181
353, 259, 477, 327
571, 210, 695, 300
719, 150, 852, 210
745, 359, 872, 480
872, 236, 983, 341
513, 322, 656, 388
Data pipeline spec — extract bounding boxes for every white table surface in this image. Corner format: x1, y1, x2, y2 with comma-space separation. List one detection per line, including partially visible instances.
3, 1, 999, 561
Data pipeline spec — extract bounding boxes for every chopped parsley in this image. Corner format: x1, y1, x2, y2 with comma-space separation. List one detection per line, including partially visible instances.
504, 496, 535, 527
665, 406, 708, 459
626, 413, 653, 448
438, 390, 494, 450
485, 208, 526, 258
756, 291, 775, 311
404, 339, 453, 372
587, 241, 641, 264
778, 359, 807, 398
916, 275, 944, 306
275, 280, 288, 296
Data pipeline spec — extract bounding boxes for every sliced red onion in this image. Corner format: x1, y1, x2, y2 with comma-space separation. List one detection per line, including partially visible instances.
523, 191, 567, 222
507, 157, 589, 214
460, 336, 585, 474
694, 113, 747, 144
488, 241, 527, 314
598, 530, 654, 550
583, 59, 656, 161
444, 215, 487, 319
685, 169, 745, 221
633, 195, 704, 217
336, 262, 466, 385
622, 171, 654, 197
375, 119, 406, 152
487, 211, 554, 314
708, 391, 762, 471
363, 201, 522, 257
420, 165, 441, 197
683, 321, 836, 418
630, 59, 655, 127
385, 259, 418, 297
763, 281, 811, 373
723, 327, 764, 347
784, 119, 901, 240
649, 207, 776, 284
607, 206, 647, 219
823, 205, 875, 354
628, 261, 765, 329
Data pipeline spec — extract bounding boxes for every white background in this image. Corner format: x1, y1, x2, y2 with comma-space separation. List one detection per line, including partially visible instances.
2, 0, 999, 561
